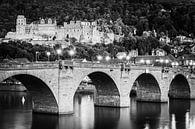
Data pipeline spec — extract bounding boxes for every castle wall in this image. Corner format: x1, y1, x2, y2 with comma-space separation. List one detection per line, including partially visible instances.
6, 15, 115, 45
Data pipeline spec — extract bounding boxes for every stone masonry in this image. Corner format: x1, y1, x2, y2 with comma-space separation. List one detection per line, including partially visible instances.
0, 61, 194, 115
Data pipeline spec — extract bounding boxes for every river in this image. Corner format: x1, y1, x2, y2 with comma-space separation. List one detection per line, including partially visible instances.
0, 91, 195, 129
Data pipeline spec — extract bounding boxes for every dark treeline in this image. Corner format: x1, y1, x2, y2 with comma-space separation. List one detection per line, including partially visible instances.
0, 0, 194, 38
0, 35, 160, 62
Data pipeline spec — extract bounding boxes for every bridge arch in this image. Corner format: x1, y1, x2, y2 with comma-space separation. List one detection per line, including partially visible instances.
169, 74, 190, 99
75, 71, 120, 107
130, 73, 161, 102
0, 74, 58, 114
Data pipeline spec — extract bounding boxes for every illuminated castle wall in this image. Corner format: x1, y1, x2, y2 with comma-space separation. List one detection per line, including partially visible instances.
6, 15, 114, 45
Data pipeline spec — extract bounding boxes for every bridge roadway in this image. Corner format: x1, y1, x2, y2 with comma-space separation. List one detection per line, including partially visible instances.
0, 60, 194, 115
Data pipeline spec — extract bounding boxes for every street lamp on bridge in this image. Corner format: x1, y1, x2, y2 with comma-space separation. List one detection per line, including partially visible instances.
68, 49, 75, 61
105, 56, 111, 62
56, 49, 62, 60
97, 55, 103, 63
46, 51, 51, 61
35, 51, 39, 62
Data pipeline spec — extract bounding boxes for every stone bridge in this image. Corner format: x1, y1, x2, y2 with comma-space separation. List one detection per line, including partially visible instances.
0, 61, 194, 115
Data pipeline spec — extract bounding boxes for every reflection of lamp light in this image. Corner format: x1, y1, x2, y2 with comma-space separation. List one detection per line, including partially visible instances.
105, 56, 111, 61
46, 52, 51, 61
56, 49, 62, 60
97, 55, 103, 61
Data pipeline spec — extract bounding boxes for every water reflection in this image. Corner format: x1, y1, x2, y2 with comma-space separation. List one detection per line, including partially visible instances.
0, 92, 32, 129
130, 99, 161, 129
169, 99, 190, 129
31, 114, 58, 129
2, 92, 195, 129
94, 107, 120, 129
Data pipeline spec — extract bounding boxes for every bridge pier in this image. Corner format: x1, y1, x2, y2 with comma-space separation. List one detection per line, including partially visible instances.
1, 62, 193, 115
58, 68, 75, 115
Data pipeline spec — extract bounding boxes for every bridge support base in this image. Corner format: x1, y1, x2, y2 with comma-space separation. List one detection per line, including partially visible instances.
32, 105, 59, 115
95, 95, 120, 107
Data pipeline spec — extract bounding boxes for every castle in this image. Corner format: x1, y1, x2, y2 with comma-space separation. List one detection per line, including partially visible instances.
6, 15, 114, 45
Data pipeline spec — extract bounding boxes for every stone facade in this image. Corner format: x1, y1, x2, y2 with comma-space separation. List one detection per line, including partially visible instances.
5, 15, 114, 45
0, 61, 194, 115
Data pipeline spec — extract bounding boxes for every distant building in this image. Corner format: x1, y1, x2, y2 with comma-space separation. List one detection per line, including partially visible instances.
159, 36, 171, 44
176, 35, 193, 44
131, 55, 175, 67
152, 48, 167, 56
191, 45, 195, 54
116, 52, 127, 60
128, 49, 138, 57
5, 15, 114, 45
116, 50, 138, 60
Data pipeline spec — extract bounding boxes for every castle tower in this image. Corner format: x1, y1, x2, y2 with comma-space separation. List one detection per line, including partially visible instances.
48, 18, 52, 24
16, 15, 26, 35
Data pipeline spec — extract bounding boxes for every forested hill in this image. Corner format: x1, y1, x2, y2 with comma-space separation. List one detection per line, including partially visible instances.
0, 0, 194, 38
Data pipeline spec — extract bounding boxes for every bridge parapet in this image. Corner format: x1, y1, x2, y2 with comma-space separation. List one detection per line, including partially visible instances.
0, 62, 59, 70
60, 60, 121, 69
73, 62, 121, 68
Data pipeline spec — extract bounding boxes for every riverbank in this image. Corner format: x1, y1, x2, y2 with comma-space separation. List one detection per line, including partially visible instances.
0, 83, 27, 92
76, 83, 95, 94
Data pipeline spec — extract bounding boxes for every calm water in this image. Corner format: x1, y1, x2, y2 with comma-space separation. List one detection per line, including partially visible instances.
0, 92, 195, 129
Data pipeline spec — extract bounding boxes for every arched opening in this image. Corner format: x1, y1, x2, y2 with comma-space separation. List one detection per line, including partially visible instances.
169, 74, 190, 99
0, 74, 58, 114
74, 72, 120, 107
88, 72, 120, 107
130, 73, 161, 102
73, 72, 120, 129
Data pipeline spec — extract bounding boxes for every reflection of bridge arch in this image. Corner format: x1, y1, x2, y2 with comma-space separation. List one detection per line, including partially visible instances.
169, 74, 190, 99
75, 71, 120, 107
0, 73, 58, 114
130, 73, 161, 102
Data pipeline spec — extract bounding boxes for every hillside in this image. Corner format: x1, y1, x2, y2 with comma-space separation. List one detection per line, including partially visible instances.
0, 0, 194, 38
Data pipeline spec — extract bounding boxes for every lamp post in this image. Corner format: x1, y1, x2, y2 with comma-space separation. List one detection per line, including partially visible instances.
105, 56, 111, 61
189, 60, 195, 73
56, 49, 62, 60
140, 59, 145, 64
97, 55, 103, 62
35, 51, 39, 62
165, 59, 169, 67
126, 56, 130, 64
145, 60, 150, 65
68, 49, 75, 61
171, 61, 179, 68
46, 52, 51, 61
